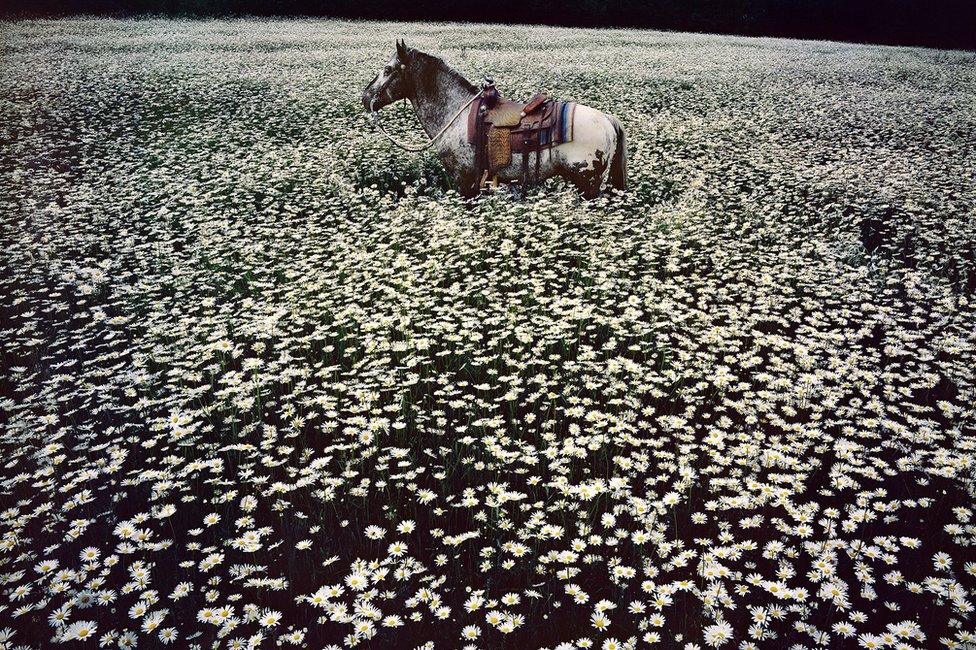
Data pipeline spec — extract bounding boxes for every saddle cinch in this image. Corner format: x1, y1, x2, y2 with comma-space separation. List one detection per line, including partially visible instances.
466, 82, 576, 191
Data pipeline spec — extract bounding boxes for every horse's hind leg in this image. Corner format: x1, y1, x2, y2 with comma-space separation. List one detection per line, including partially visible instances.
564, 152, 608, 199
579, 178, 601, 200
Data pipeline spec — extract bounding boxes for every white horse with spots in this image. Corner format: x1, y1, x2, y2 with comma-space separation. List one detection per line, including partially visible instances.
363, 40, 626, 198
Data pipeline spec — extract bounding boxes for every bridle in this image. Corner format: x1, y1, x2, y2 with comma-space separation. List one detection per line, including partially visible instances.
367, 62, 406, 111
368, 65, 490, 153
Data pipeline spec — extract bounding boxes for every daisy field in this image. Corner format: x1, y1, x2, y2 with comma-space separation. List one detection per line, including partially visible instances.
1, 18, 975, 650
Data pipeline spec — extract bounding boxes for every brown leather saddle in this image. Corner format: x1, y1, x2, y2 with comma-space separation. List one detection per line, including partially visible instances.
467, 82, 576, 192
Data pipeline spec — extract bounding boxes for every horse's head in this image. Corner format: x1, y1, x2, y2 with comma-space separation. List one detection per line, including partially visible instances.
362, 40, 415, 112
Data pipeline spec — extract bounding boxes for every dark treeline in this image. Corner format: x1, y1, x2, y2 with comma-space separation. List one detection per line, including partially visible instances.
5, 0, 975, 50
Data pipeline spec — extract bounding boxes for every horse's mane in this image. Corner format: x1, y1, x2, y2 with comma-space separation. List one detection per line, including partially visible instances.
411, 49, 478, 94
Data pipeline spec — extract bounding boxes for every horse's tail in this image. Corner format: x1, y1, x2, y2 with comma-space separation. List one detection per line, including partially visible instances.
609, 115, 627, 192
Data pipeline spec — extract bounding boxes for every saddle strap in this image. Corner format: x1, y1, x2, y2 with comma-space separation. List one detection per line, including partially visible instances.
535, 143, 542, 185
467, 98, 483, 144
473, 101, 489, 191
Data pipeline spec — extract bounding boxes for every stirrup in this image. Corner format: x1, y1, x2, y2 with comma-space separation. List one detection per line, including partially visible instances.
478, 170, 501, 191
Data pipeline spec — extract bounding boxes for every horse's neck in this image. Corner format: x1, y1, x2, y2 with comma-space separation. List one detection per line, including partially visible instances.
409, 63, 476, 138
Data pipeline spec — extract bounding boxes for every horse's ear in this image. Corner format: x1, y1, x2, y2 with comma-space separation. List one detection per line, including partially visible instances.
396, 39, 409, 63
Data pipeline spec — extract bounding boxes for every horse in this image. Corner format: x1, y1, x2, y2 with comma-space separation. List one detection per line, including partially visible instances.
362, 40, 626, 199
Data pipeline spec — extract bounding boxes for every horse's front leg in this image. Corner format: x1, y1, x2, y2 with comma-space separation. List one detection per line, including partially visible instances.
457, 170, 480, 198
438, 148, 479, 198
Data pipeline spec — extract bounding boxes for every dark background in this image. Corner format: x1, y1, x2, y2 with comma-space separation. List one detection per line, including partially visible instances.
4, 0, 975, 51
